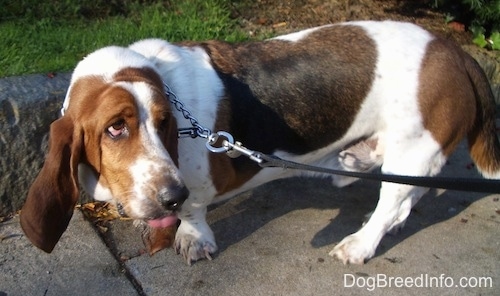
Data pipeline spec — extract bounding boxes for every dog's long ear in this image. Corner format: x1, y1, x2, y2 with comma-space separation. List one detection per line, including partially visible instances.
20, 116, 82, 253
162, 114, 179, 166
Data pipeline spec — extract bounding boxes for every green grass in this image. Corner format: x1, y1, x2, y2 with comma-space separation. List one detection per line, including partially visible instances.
0, 0, 249, 77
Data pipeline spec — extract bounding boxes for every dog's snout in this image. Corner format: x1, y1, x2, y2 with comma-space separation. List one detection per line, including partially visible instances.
158, 185, 189, 211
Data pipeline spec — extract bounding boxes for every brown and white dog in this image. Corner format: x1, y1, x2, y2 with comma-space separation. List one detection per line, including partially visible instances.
20, 21, 500, 265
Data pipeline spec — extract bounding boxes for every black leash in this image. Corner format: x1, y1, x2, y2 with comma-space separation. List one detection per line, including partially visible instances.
256, 154, 500, 194
183, 128, 500, 194
203, 131, 500, 194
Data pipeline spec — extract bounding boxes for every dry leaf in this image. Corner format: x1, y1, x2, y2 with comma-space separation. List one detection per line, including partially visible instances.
79, 202, 123, 223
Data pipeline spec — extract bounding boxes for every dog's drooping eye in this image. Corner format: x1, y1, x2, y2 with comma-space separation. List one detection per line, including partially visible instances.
107, 119, 128, 139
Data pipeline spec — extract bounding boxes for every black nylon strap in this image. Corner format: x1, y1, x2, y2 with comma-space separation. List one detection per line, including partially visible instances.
257, 154, 500, 194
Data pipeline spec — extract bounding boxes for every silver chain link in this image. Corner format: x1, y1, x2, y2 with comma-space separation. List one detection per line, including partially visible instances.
164, 83, 212, 139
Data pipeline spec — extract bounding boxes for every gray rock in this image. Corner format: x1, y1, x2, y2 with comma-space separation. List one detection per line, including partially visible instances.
0, 73, 70, 216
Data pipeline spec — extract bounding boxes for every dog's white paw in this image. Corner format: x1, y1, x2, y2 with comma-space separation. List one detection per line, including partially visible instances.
174, 221, 217, 265
329, 234, 375, 265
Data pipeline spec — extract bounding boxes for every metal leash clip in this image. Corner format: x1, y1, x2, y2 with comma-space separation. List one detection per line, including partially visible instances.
206, 131, 264, 164
206, 131, 233, 153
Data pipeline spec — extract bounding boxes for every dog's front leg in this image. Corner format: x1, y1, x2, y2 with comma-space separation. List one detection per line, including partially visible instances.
174, 195, 217, 265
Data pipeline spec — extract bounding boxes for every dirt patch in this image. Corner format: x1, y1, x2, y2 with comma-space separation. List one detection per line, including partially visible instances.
231, 0, 471, 44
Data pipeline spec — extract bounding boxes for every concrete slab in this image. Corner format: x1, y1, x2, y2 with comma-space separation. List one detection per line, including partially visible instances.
0, 212, 137, 296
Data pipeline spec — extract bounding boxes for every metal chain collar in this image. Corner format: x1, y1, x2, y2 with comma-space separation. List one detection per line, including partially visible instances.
164, 83, 212, 139
164, 82, 264, 163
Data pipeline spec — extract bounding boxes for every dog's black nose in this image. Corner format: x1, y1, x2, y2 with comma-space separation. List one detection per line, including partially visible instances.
158, 185, 189, 211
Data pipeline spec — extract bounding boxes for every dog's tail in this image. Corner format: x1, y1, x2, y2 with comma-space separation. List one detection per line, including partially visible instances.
464, 52, 500, 179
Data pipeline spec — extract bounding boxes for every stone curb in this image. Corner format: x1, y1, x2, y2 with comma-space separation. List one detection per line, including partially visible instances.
0, 73, 71, 215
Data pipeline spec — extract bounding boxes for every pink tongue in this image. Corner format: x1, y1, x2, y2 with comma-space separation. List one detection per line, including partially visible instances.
147, 214, 178, 228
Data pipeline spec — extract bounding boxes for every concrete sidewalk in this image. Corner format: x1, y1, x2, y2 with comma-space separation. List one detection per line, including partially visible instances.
1, 140, 499, 296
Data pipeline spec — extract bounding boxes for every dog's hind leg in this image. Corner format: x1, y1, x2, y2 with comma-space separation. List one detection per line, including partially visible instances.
363, 186, 424, 235
330, 131, 447, 264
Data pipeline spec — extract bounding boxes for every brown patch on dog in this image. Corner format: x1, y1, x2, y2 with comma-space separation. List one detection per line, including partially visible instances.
203, 24, 377, 195
113, 67, 165, 94
142, 225, 177, 255
417, 38, 476, 156
419, 38, 500, 176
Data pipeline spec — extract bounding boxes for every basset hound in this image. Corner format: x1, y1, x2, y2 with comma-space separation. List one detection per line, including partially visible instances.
20, 20, 500, 265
